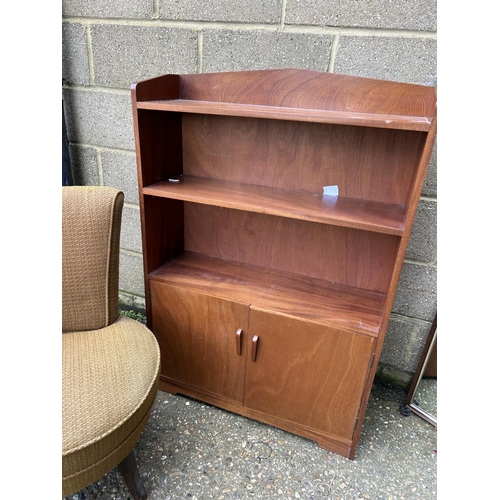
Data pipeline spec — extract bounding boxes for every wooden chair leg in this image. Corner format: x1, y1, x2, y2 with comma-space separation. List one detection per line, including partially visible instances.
119, 449, 148, 500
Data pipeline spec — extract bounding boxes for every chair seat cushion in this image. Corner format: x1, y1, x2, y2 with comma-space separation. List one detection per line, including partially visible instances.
62, 316, 160, 479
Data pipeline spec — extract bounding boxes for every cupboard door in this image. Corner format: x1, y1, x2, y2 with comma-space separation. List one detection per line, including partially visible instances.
245, 309, 375, 440
150, 281, 249, 403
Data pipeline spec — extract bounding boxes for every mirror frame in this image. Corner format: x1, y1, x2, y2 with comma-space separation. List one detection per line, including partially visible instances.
401, 315, 437, 427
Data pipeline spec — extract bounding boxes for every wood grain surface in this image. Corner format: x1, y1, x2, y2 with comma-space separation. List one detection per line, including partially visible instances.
131, 69, 437, 459
149, 252, 385, 335
143, 176, 406, 235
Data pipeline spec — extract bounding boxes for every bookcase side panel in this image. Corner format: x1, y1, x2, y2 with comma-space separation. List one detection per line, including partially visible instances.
142, 196, 184, 275
137, 110, 183, 187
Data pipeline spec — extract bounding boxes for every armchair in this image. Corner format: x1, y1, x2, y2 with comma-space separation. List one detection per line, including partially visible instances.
62, 186, 160, 499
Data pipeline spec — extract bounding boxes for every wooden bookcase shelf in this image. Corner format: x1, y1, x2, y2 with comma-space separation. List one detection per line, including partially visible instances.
136, 99, 432, 131
142, 176, 406, 235
131, 69, 437, 459
149, 251, 386, 336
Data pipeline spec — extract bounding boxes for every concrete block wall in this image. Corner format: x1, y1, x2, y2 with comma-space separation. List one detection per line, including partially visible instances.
62, 0, 437, 387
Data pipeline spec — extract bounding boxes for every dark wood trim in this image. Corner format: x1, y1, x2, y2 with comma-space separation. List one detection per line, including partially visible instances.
118, 449, 147, 500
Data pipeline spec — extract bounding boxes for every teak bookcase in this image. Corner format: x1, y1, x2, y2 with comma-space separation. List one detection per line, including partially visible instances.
131, 69, 437, 459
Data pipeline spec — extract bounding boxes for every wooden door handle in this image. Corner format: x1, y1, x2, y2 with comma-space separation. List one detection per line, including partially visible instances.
235, 329, 242, 355
251, 335, 259, 362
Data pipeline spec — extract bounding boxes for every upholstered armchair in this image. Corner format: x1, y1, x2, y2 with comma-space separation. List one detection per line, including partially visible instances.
62, 186, 160, 499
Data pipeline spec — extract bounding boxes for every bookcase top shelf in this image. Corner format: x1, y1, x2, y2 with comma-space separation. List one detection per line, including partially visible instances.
136, 99, 431, 131
132, 69, 436, 132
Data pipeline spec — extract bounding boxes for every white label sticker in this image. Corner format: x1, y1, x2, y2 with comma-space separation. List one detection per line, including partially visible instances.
323, 185, 339, 196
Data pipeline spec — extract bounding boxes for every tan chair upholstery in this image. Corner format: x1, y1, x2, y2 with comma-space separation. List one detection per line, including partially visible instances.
62, 186, 160, 499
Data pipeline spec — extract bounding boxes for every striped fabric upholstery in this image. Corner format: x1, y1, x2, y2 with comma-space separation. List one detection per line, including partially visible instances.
62, 186, 160, 498
62, 186, 123, 332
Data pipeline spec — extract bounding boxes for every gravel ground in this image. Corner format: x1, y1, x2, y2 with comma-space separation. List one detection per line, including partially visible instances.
66, 382, 437, 500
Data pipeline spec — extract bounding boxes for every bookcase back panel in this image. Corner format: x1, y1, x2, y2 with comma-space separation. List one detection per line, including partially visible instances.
181, 114, 424, 206
184, 203, 399, 294
179, 69, 436, 120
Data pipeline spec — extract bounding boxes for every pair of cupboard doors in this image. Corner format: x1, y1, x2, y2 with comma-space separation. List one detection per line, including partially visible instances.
150, 279, 375, 457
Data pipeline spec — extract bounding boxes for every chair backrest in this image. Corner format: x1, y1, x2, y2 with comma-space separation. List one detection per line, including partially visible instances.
62, 186, 124, 332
